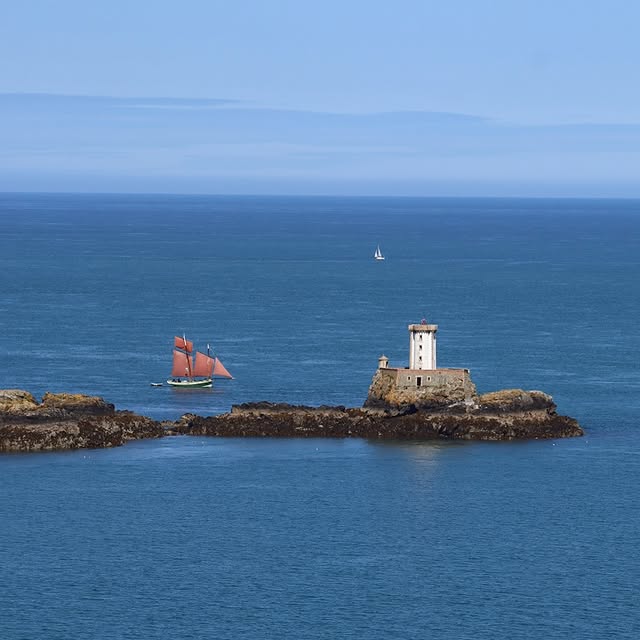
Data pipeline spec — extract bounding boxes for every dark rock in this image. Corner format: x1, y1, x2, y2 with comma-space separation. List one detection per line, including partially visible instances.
172, 393, 583, 441
0, 384, 583, 453
0, 390, 163, 453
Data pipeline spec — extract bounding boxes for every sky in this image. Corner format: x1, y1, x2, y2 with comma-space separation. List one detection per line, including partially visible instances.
1, 0, 639, 196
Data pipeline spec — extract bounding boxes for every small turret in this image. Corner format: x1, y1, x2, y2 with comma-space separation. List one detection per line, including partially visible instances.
378, 354, 389, 369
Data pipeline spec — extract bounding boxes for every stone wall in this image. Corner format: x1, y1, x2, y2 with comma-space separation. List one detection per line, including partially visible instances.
364, 367, 478, 411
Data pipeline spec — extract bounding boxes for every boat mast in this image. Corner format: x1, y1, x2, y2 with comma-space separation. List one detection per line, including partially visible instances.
184, 333, 193, 379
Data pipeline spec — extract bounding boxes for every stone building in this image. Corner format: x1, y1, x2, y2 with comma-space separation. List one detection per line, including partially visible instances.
365, 320, 477, 410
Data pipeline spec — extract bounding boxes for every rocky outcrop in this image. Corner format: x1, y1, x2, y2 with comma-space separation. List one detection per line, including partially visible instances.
172, 391, 583, 441
477, 389, 557, 412
364, 367, 478, 411
0, 390, 163, 453
0, 385, 583, 453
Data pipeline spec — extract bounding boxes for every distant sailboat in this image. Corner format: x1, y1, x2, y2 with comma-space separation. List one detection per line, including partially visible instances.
167, 335, 233, 388
374, 244, 385, 261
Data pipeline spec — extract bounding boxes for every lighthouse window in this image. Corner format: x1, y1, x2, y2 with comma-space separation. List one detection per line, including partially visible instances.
416, 376, 422, 387
419, 344, 422, 350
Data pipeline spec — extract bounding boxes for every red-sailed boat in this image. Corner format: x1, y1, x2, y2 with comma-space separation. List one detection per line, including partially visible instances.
168, 335, 233, 388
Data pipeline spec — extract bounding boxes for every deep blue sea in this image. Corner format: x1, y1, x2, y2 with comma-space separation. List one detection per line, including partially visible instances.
1, 194, 639, 639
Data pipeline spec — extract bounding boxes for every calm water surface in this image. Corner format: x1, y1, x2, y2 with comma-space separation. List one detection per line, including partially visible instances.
1, 194, 639, 639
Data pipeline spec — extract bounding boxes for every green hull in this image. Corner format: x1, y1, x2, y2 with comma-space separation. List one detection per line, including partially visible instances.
166, 378, 213, 388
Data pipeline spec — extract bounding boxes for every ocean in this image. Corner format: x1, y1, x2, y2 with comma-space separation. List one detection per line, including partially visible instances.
1, 193, 639, 639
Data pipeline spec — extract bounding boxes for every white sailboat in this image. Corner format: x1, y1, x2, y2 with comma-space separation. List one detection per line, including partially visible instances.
374, 244, 385, 261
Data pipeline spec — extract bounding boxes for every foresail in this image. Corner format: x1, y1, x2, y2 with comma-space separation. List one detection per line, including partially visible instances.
193, 351, 214, 377
212, 358, 234, 379
172, 349, 193, 377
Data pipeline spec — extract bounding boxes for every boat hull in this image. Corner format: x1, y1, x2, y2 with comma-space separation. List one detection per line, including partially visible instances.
166, 378, 213, 388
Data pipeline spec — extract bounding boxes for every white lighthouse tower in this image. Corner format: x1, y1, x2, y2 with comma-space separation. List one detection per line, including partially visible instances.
408, 320, 437, 370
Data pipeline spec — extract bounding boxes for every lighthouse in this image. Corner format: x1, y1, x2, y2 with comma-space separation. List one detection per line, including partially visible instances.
365, 320, 475, 409
408, 320, 437, 370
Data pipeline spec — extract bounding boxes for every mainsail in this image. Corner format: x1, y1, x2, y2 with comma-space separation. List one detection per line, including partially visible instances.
172, 349, 193, 377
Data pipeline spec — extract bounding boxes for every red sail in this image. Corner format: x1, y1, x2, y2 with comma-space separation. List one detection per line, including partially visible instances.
212, 358, 233, 379
171, 350, 193, 377
174, 336, 193, 353
193, 351, 214, 378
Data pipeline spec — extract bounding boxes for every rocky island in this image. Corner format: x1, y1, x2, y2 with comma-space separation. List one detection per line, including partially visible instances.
0, 385, 582, 454
172, 388, 581, 441
0, 321, 583, 453
0, 389, 162, 453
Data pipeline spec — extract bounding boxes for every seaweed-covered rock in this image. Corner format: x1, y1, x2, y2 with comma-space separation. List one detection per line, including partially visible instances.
0, 390, 163, 453
0, 383, 583, 452
173, 394, 583, 441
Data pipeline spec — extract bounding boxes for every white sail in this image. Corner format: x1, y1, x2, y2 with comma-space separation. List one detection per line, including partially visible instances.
374, 245, 385, 260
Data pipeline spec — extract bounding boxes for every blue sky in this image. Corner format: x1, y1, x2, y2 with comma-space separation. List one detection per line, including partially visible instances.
2, 1, 640, 195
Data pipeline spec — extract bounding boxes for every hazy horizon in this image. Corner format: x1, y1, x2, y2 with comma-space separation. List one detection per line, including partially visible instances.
2, 2, 640, 197
4, 190, 640, 202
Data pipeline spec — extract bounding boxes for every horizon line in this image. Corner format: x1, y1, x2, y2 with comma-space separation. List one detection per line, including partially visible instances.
2, 190, 640, 202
